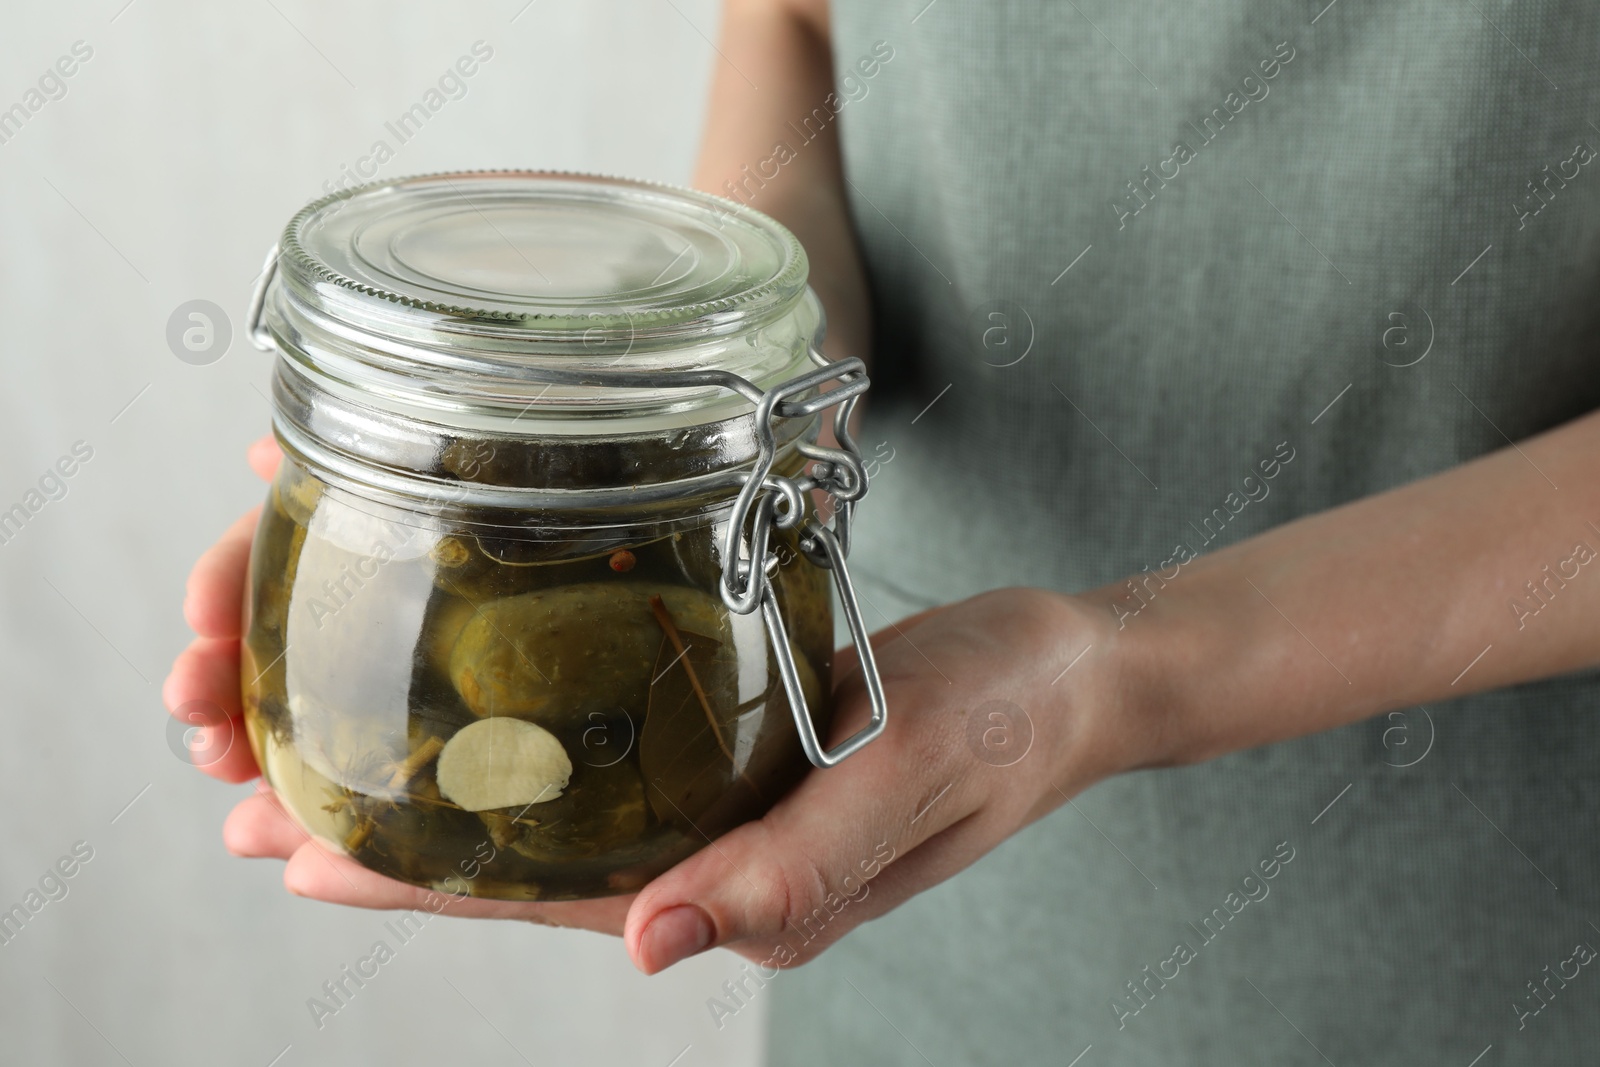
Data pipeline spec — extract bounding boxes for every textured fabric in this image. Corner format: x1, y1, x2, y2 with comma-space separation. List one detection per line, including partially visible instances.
767, 3, 1600, 1064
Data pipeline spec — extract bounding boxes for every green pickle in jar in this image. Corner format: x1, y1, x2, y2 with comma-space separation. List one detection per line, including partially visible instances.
239, 171, 884, 902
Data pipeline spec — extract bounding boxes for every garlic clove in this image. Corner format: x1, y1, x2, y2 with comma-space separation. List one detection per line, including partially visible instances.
436, 717, 573, 812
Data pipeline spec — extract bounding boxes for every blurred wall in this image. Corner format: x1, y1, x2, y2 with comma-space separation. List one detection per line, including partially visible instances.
0, 2, 773, 1063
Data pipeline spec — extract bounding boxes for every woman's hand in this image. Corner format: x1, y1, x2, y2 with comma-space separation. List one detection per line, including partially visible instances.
164, 438, 1133, 973
624, 583, 1126, 972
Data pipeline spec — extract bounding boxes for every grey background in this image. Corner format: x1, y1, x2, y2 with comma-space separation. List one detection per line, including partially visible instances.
0, 2, 773, 1064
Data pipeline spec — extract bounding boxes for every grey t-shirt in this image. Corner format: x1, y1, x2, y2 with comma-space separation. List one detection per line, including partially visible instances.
769, 2, 1600, 1063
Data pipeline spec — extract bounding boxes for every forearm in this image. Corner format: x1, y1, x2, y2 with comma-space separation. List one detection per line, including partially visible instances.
692, 0, 870, 364
1096, 408, 1600, 768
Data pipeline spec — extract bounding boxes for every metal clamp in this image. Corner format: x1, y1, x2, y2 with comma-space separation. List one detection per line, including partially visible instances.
718, 350, 887, 768
246, 245, 281, 353
761, 524, 887, 767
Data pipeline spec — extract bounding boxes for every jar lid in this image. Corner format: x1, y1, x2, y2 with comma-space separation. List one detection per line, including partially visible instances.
279, 170, 808, 346
256, 171, 821, 431
250, 171, 833, 509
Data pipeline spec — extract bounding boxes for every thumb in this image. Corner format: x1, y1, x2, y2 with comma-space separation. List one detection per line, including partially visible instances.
622, 809, 899, 976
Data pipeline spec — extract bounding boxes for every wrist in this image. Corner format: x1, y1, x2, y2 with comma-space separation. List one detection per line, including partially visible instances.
1079, 559, 1271, 774
1023, 585, 1186, 792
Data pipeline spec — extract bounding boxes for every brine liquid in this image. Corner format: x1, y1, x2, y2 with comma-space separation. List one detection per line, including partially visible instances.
240, 462, 833, 901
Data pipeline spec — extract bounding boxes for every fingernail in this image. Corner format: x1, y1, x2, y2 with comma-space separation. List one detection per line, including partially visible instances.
640, 905, 714, 973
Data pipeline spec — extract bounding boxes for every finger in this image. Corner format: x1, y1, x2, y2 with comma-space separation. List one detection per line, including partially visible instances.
248, 435, 282, 482
223, 787, 304, 859
184, 507, 261, 639
163, 637, 241, 722
624, 672, 977, 974
282, 837, 635, 932
188, 714, 259, 783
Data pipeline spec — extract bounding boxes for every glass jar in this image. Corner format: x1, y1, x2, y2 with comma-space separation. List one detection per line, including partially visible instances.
240, 171, 886, 902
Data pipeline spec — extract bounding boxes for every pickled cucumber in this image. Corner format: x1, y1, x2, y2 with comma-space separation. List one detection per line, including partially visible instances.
448, 581, 730, 728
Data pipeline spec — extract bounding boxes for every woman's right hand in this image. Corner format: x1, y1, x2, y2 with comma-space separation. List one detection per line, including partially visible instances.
159, 436, 639, 931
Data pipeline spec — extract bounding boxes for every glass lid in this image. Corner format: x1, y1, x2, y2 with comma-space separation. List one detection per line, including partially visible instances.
278, 170, 809, 345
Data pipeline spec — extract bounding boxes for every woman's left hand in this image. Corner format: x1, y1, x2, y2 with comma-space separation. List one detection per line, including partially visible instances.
623, 585, 1127, 972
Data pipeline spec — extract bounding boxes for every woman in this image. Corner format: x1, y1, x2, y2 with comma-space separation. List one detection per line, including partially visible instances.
167, 0, 1600, 1060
